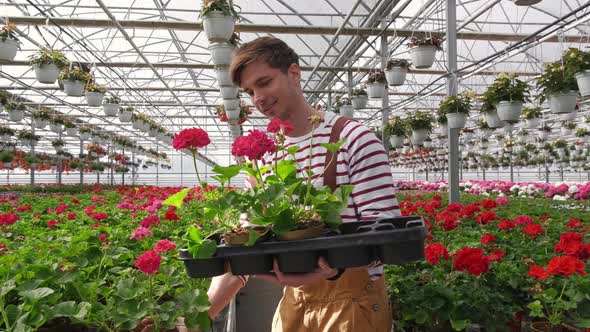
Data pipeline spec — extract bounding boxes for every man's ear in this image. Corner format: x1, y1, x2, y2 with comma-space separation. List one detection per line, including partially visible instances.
288, 63, 301, 84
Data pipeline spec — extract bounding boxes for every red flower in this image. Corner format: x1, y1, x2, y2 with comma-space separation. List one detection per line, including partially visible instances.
487, 249, 505, 262
547, 256, 586, 277
154, 239, 177, 253
134, 250, 162, 274
130, 227, 152, 240
0, 213, 18, 226
446, 203, 464, 213
140, 215, 161, 228
231, 129, 276, 161
85, 205, 97, 216
55, 204, 68, 215
476, 211, 497, 225
267, 119, 294, 135
555, 232, 584, 256
0, 244, 7, 255
172, 128, 211, 152
453, 247, 490, 276
480, 199, 496, 209
565, 218, 583, 229
528, 265, 549, 280
47, 219, 59, 228
514, 215, 534, 225
433, 194, 442, 201
539, 214, 551, 221
92, 212, 108, 221
498, 220, 515, 231
425, 243, 450, 265
480, 234, 496, 245
89, 222, 104, 230
70, 198, 80, 204
460, 203, 481, 218
164, 209, 179, 221
523, 224, 544, 238
99, 233, 107, 242
66, 212, 77, 220
16, 205, 31, 212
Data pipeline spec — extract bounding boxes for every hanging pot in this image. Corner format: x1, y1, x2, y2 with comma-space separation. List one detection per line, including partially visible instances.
8, 110, 24, 122
223, 98, 240, 111
220, 85, 239, 99
339, 105, 354, 117
1, 134, 12, 142
225, 108, 240, 121
0, 39, 20, 61
351, 95, 368, 109
367, 83, 386, 99
141, 121, 151, 132
411, 129, 429, 145
149, 127, 159, 137
54, 145, 63, 152
525, 117, 541, 129
576, 70, 590, 97
484, 111, 503, 128
547, 91, 578, 114
66, 127, 78, 137
503, 122, 515, 133
34, 64, 61, 84
558, 110, 577, 122
132, 120, 142, 130
496, 100, 524, 121
62, 80, 86, 97
229, 124, 241, 136
209, 42, 236, 66
385, 67, 408, 86
118, 111, 133, 123
49, 123, 64, 133
537, 130, 549, 140
79, 132, 91, 141
446, 112, 467, 129
408, 45, 437, 69
215, 66, 233, 86
438, 123, 448, 136
86, 92, 104, 107
202, 11, 236, 42
560, 127, 573, 136
389, 135, 404, 148
33, 118, 48, 129
103, 103, 119, 117
511, 0, 542, 5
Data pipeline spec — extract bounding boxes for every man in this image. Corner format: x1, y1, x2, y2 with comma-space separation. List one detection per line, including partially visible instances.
209, 37, 402, 331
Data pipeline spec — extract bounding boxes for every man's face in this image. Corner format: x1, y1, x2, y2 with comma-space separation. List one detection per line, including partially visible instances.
239, 59, 301, 121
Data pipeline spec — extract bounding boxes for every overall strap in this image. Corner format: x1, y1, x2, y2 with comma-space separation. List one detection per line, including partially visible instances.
324, 116, 354, 191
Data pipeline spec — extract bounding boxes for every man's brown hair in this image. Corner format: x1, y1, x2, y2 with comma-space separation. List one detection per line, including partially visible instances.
230, 37, 299, 86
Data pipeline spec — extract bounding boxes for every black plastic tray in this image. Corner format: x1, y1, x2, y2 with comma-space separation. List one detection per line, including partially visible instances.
179, 216, 427, 277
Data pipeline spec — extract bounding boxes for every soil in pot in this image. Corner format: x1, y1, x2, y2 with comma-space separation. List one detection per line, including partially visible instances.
222, 226, 270, 246
275, 219, 325, 241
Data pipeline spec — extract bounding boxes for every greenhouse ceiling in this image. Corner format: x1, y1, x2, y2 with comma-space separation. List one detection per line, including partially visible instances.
0, 0, 589, 166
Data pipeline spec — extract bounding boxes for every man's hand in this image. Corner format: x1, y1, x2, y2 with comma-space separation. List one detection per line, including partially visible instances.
255, 257, 338, 287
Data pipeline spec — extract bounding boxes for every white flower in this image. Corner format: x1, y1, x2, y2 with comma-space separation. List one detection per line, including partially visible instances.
553, 195, 567, 201
510, 185, 520, 192
498, 193, 505, 197
569, 185, 579, 194
482, 192, 490, 196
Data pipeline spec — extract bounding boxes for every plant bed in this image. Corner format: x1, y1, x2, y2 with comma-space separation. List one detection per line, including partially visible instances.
179, 216, 427, 277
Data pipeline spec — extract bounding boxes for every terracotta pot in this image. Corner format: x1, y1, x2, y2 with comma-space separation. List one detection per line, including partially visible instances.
276, 222, 324, 241
222, 226, 269, 245
525, 321, 566, 332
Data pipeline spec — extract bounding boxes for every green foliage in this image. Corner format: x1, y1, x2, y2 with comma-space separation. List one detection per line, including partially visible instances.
58, 66, 92, 82
386, 58, 411, 70
536, 62, 579, 104
383, 116, 407, 137
366, 69, 387, 84
351, 87, 367, 96
200, 0, 240, 19
103, 96, 121, 104
29, 48, 69, 69
405, 111, 434, 132
438, 92, 474, 115
407, 35, 444, 51
522, 106, 542, 119
482, 73, 530, 104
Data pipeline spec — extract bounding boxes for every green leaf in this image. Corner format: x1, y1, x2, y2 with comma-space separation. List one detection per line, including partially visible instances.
0, 279, 16, 296
212, 165, 242, 185
19, 287, 54, 301
162, 188, 190, 209
116, 279, 141, 300
276, 160, 297, 181
415, 309, 428, 324
271, 209, 296, 234
575, 318, 590, 328
245, 228, 267, 246
286, 145, 300, 156
186, 226, 203, 245
450, 319, 469, 331
527, 300, 545, 318
189, 239, 217, 259
321, 137, 346, 155
51, 301, 91, 320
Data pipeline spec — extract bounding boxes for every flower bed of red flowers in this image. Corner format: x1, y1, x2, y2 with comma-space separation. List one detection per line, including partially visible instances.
386, 192, 590, 331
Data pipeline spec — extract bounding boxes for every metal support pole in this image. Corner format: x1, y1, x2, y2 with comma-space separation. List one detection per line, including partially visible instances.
156, 145, 160, 186
57, 132, 62, 185
509, 136, 514, 182
30, 123, 35, 186
122, 148, 125, 185
180, 152, 184, 186
131, 152, 136, 186
482, 167, 486, 181
425, 169, 429, 181
545, 163, 550, 183
109, 145, 114, 185
327, 91, 332, 111
446, 0, 459, 203
560, 165, 564, 182
79, 139, 84, 184
380, 22, 390, 158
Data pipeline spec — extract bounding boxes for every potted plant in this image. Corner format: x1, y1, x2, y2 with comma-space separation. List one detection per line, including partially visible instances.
216, 102, 251, 124
347, 87, 367, 110
366, 69, 387, 99
49, 117, 65, 133
64, 121, 78, 137
29, 48, 69, 84
31, 108, 51, 129
18, 130, 40, 147
0, 23, 20, 61
575, 128, 588, 143
103, 95, 121, 116
522, 106, 543, 129
461, 128, 474, 141
439, 92, 473, 129
0, 150, 14, 169
200, 0, 239, 42
487, 73, 530, 121
384, 116, 407, 148
385, 58, 411, 86
119, 106, 134, 123
479, 99, 503, 128
406, 35, 443, 69
405, 111, 434, 145
51, 139, 66, 152
4, 102, 26, 122
503, 120, 517, 133
0, 126, 15, 142
85, 82, 106, 107
214, 65, 232, 86
91, 162, 105, 173
209, 32, 239, 67
538, 125, 552, 141
58, 65, 92, 97
536, 61, 579, 114
79, 127, 92, 141
115, 166, 130, 173
24, 153, 39, 168
560, 121, 576, 136
476, 118, 494, 137
562, 47, 590, 97
334, 95, 354, 117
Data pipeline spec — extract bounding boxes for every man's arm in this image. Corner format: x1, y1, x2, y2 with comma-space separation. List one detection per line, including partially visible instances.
207, 273, 245, 319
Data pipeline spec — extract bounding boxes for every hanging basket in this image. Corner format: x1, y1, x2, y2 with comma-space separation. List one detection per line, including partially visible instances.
33, 118, 48, 129
209, 42, 236, 66
0, 39, 19, 61
202, 11, 236, 42
576, 70, 590, 97
411, 129, 429, 145
560, 127, 574, 136
438, 123, 448, 136
496, 101, 524, 122
229, 124, 241, 136
215, 66, 233, 86
503, 122, 515, 133
525, 117, 541, 129
367, 83, 386, 99
118, 111, 133, 123
220, 85, 239, 99
558, 110, 577, 122
149, 127, 159, 137
484, 111, 503, 128
103, 104, 119, 117
446, 112, 467, 129
339, 105, 354, 117
34, 64, 61, 84
510, 0, 542, 6
1, 134, 12, 143
86, 92, 105, 107
49, 123, 64, 133
80, 132, 91, 141
62, 80, 86, 97
66, 127, 78, 137
389, 135, 404, 148
8, 110, 24, 122
547, 91, 578, 114
225, 109, 240, 121
223, 98, 240, 111
351, 95, 368, 109
132, 120, 143, 130
408, 45, 437, 69
385, 67, 408, 86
